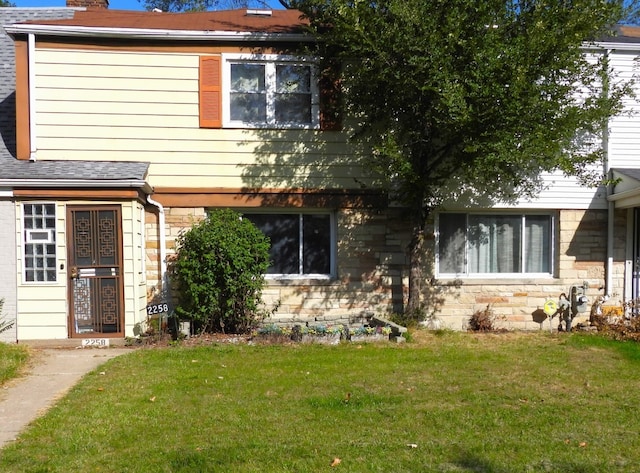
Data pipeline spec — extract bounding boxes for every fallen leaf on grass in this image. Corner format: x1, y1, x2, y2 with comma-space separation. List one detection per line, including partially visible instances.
99, 371, 106, 376
579, 442, 587, 448
407, 444, 418, 449
150, 396, 156, 402
330, 458, 341, 467
97, 387, 104, 392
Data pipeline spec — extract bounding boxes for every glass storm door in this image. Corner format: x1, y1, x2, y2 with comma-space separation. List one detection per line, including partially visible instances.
67, 206, 124, 337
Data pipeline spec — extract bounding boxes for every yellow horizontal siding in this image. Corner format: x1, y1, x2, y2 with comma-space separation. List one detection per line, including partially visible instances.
33, 47, 371, 190
18, 297, 67, 314
37, 75, 195, 92
38, 113, 197, 128
17, 309, 67, 324
38, 135, 362, 158
36, 135, 357, 155
18, 326, 68, 340
37, 62, 195, 81
37, 101, 196, 116
14, 199, 146, 340
147, 175, 373, 189
38, 48, 198, 67
38, 88, 196, 104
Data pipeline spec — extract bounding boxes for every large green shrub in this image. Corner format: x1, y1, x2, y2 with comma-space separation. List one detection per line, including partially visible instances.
171, 209, 271, 334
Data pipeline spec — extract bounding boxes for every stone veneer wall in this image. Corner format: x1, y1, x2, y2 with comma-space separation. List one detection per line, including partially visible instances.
144, 206, 409, 327
429, 209, 627, 330
144, 206, 206, 301
144, 207, 628, 330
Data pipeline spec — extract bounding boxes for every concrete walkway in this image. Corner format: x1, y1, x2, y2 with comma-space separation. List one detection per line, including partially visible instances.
0, 347, 132, 449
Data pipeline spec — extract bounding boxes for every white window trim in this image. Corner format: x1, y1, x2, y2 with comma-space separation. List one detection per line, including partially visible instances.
237, 209, 336, 280
21, 202, 58, 285
222, 53, 320, 130
436, 211, 556, 279
25, 228, 54, 244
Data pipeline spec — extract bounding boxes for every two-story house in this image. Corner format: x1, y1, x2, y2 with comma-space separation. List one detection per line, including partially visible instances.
2, 3, 640, 342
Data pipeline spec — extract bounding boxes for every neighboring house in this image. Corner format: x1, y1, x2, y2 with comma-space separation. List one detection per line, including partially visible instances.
1, 4, 640, 341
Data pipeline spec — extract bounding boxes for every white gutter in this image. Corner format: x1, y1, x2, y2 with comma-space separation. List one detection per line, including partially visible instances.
603, 48, 614, 299
146, 195, 167, 299
0, 178, 151, 192
5, 24, 314, 42
28, 33, 36, 162
606, 170, 614, 300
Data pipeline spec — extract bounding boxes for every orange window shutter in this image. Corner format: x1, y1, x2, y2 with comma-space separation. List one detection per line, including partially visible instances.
319, 61, 343, 132
199, 56, 222, 128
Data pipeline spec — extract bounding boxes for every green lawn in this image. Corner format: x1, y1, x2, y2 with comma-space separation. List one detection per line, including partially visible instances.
0, 342, 29, 386
1, 331, 639, 472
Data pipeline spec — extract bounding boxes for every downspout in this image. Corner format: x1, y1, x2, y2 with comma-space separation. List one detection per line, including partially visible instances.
146, 195, 167, 298
604, 48, 613, 299
28, 33, 37, 162
606, 161, 614, 300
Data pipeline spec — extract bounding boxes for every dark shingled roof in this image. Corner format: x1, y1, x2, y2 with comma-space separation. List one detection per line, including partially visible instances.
613, 168, 640, 182
0, 153, 149, 181
1, 8, 77, 159
1, 7, 151, 186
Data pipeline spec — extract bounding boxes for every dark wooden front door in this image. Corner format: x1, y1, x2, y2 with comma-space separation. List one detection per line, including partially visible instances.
67, 206, 124, 337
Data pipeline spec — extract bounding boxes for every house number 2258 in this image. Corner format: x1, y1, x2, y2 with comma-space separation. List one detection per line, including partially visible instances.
146, 303, 169, 315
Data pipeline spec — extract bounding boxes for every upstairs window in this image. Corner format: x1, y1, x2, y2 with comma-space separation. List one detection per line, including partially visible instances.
200, 54, 322, 130
23, 203, 57, 283
438, 213, 554, 277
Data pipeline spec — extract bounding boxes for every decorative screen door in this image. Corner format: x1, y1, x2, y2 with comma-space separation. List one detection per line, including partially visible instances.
67, 206, 124, 337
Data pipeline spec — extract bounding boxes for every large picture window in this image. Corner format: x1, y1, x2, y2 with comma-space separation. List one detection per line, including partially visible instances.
224, 54, 318, 128
438, 213, 553, 276
23, 203, 57, 282
243, 212, 333, 277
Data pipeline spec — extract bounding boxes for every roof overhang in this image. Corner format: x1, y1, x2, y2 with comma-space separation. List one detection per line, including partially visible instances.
608, 169, 640, 209
589, 41, 640, 51
4, 24, 314, 42
0, 178, 152, 194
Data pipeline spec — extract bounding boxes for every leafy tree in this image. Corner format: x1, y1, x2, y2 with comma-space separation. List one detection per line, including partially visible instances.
171, 209, 271, 334
140, 0, 282, 12
0, 0, 16, 6
294, 0, 638, 317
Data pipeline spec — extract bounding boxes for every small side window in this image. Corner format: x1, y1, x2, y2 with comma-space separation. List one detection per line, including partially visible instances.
23, 203, 57, 283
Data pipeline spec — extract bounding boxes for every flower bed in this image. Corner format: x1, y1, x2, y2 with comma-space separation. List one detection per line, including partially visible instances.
254, 323, 392, 344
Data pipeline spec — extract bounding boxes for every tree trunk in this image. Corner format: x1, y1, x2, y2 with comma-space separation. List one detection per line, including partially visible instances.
406, 221, 425, 316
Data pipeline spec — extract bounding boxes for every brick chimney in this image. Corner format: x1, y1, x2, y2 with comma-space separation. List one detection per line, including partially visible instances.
66, 0, 109, 8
